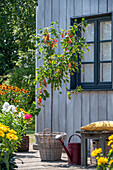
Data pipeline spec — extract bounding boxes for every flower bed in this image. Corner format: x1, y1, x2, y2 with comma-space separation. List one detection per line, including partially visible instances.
0, 123, 18, 169
0, 84, 34, 169
91, 134, 113, 169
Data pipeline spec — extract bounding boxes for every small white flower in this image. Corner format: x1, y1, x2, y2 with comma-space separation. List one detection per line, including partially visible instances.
8, 105, 17, 113
2, 102, 10, 112
19, 111, 24, 117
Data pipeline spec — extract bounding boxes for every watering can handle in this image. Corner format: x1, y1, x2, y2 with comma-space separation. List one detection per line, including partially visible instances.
43, 128, 51, 134
68, 134, 81, 143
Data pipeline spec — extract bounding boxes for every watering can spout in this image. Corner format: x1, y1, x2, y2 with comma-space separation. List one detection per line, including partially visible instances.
55, 135, 72, 162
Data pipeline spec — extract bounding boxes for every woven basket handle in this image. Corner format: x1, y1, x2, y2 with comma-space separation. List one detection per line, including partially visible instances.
43, 128, 51, 134
68, 134, 81, 143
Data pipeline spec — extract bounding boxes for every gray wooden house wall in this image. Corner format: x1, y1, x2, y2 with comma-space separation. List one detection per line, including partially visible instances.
36, 0, 113, 142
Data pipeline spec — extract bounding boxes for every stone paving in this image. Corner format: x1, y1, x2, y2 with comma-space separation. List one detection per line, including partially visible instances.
15, 144, 96, 170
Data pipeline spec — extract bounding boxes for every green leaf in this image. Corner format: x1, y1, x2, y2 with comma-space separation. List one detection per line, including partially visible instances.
38, 28, 42, 31
40, 47, 43, 53
59, 91, 62, 94
82, 18, 85, 21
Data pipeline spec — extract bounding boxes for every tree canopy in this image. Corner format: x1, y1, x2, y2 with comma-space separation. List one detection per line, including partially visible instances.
0, 0, 38, 76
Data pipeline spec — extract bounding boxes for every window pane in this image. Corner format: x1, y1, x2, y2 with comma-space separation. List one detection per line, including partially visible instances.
82, 23, 94, 42
81, 64, 94, 82
82, 43, 94, 62
100, 21, 111, 40
100, 42, 111, 61
100, 63, 111, 82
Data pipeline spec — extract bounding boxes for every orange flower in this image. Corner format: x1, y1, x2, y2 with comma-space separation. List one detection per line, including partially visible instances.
8, 86, 12, 90
28, 95, 30, 97
68, 63, 71, 68
2, 87, 5, 90
5, 85, 9, 89
12, 86, 15, 90
14, 99, 19, 103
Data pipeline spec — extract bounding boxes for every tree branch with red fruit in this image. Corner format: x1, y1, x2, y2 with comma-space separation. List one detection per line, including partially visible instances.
36, 19, 89, 133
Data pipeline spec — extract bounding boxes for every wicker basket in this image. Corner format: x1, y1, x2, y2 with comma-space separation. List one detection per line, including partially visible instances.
35, 129, 67, 161
17, 135, 29, 152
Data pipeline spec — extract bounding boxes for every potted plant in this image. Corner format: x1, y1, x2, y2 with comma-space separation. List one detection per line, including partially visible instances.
0, 84, 34, 152
35, 19, 89, 161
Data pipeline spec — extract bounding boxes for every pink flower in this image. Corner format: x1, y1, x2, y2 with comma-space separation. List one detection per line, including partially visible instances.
25, 114, 32, 120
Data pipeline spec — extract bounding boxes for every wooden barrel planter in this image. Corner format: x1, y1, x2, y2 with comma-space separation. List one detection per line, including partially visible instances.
35, 129, 66, 161
17, 136, 29, 152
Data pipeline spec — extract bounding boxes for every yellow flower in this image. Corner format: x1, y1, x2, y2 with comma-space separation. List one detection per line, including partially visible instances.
91, 149, 98, 157
0, 123, 3, 126
107, 140, 113, 146
6, 133, 18, 141
8, 129, 17, 134
0, 125, 9, 132
111, 144, 113, 148
91, 148, 102, 157
97, 157, 108, 166
109, 149, 113, 154
108, 135, 113, 141
19, 108, 28, 114
109, 160, 113, 165
0, 130, 5, 137
13, 135, 18, 140
97, 148, 102, 154
19, 108, 24, 112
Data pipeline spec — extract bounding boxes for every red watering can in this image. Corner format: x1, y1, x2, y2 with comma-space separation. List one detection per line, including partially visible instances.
55, 133, 81, 165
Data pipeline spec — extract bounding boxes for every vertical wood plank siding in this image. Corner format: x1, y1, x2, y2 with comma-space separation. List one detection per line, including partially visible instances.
91, 0, 98, 14
52, 0, 59, 132
58, 0, 67, 133
36, 0, 113, 142
43, 0, 51, 130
